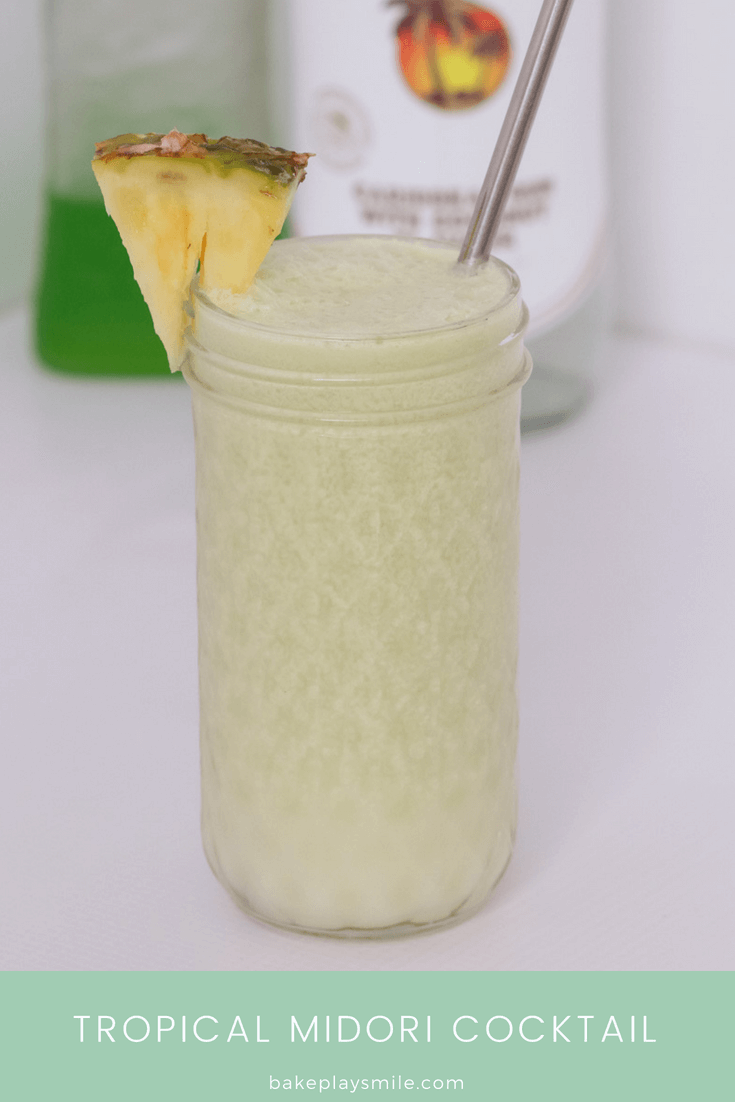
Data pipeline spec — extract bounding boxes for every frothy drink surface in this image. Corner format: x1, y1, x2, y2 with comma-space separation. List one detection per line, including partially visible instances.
208, 236, 513, 337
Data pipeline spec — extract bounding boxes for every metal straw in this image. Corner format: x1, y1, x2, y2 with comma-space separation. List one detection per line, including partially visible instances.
457, 0, 575, 267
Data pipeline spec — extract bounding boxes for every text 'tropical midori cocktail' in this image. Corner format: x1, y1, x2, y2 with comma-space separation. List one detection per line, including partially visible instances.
184, 235, 530, 936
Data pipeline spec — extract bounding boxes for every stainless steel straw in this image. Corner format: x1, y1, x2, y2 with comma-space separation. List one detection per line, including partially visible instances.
457, 0, 575, 267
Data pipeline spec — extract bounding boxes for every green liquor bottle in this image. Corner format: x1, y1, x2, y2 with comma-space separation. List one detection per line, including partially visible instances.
34, 0, 271, 375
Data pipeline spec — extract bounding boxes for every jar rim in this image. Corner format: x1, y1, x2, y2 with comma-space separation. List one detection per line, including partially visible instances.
191, 234, 522, 345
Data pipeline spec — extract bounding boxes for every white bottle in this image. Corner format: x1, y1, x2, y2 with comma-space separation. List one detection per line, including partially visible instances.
278, 0, 608, 429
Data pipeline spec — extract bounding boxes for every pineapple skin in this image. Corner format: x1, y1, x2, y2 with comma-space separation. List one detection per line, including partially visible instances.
91, 133, 309, 370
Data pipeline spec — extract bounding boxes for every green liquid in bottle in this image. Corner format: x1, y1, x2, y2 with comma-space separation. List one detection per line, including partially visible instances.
34, 193, 170, 376
34, 193, 293, 377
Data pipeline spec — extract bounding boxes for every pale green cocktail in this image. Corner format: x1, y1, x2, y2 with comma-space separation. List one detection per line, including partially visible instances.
184, 235, 530, 937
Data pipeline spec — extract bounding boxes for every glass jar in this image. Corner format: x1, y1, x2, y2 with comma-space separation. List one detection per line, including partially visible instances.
183, 236, 530, 937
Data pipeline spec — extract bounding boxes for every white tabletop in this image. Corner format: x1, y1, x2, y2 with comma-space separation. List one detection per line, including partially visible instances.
1, 307, 732, 971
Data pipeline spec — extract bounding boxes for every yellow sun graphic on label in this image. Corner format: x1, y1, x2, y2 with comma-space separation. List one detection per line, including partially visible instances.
390, 0, 512, 110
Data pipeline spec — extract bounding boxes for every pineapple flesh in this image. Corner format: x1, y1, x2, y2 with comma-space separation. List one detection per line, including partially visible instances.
92, 130, 310, 369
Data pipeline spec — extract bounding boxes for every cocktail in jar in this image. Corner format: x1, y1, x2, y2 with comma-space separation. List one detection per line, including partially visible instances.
92, 135, 530, 937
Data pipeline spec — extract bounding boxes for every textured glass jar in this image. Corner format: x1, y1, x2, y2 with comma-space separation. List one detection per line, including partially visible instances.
183, 236, 530, 938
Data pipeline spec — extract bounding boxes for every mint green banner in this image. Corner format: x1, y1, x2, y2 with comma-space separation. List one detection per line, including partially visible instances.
2, 972, 729, 1100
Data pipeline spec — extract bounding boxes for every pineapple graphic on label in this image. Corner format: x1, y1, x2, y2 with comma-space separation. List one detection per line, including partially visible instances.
390, 0, 512, 109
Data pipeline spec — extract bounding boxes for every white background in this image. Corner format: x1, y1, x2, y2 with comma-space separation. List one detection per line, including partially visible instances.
1, 1, 733, 970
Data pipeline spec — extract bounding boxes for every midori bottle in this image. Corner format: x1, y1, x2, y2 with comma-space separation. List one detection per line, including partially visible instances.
277, 0, 608, 429
35, 0, 272, 375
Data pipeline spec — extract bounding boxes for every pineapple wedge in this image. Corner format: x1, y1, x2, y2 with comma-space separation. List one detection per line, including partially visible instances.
92, 130, 310, 369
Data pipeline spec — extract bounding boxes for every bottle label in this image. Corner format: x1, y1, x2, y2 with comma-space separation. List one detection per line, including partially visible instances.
286, 0, 607, 335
